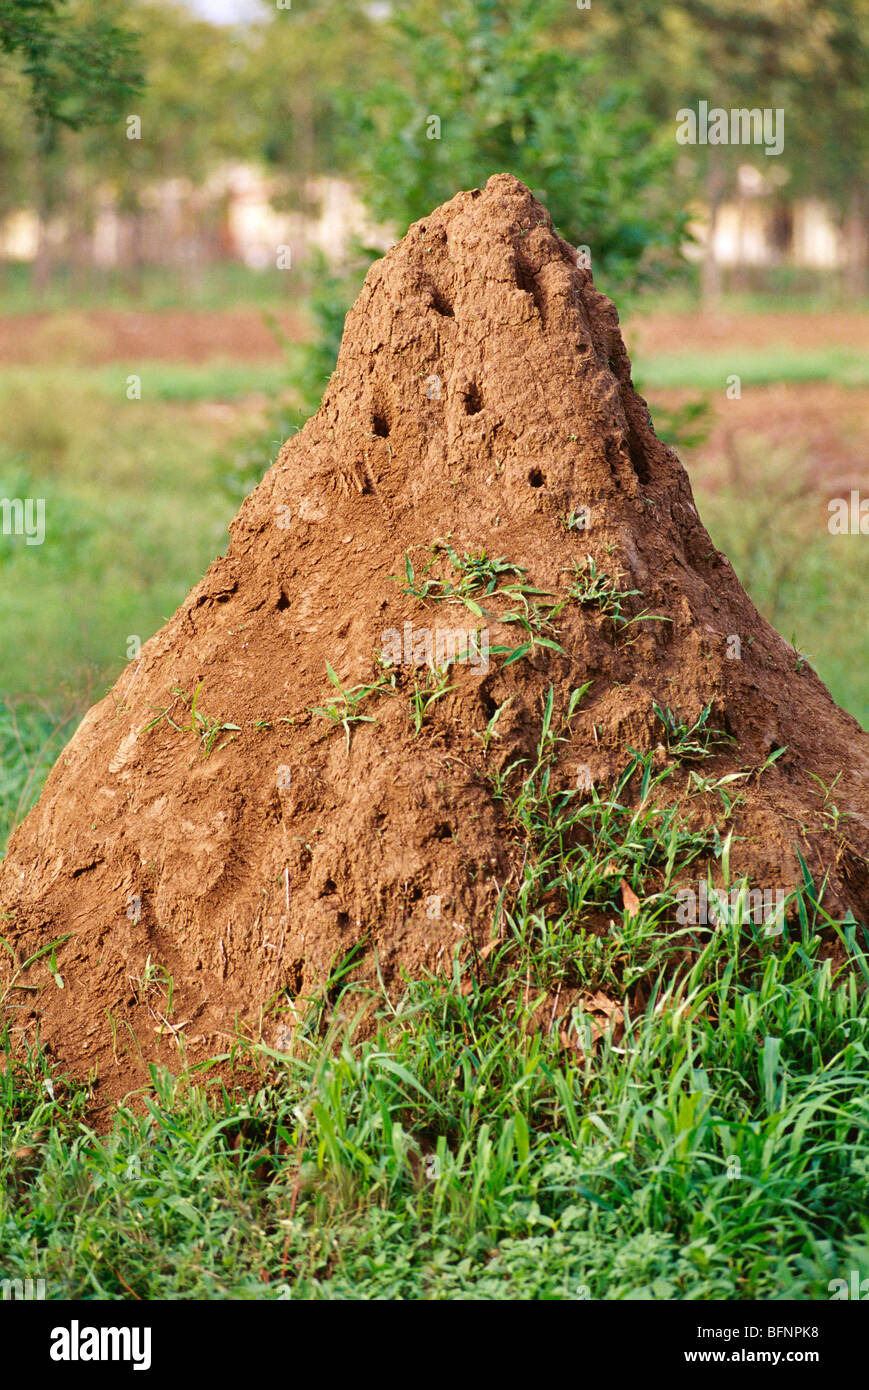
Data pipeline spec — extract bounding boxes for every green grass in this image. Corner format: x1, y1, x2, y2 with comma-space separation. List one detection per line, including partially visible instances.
0, 700, 79, 855
0, 261, 301, 314
634, 271, 869, 317
0, 370, 263, 701
0, 362, 296, 405
635, 347, 868, 391
691, 446, 869, 730
1, 691, 868, 1299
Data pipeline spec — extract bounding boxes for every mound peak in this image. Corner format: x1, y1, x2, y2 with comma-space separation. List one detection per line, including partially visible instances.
3, 174, 868, 1111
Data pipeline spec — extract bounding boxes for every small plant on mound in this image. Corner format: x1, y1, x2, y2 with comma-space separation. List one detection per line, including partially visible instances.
142, 682, 241, 760
408, 664, 455, 738
397, 542, 526, 614
309, 662, 397, 753
473, 695, 514, 752
653, 702, 732, 761
0, 930, 70, 1011
397, 540, 565, 666
566, 555, 667, 634
486, 685, 719, 997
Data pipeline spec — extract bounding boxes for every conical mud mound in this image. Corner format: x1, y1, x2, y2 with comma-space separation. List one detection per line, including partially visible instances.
3, 174, 868, 1109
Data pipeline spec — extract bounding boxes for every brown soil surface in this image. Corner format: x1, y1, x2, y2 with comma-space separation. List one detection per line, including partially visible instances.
626, 309, 869, 356
649, 383, 869, 495
2, 174, 868, 1116
0, 306, 306, 365
2, 301, 866, 369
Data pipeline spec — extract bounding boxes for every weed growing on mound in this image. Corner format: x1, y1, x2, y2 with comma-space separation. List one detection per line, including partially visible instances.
142, 682, 242, 761
309, 664, 398, 754
565, 555, 666, 635
2, 693, 867, 1300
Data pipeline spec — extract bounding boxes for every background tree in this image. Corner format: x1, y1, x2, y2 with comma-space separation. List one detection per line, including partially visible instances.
77, 2, 248, 291
1, 0, 143, 292
336, 0, 688, 300
584, 0, 869, 303
0, 0, 142, 128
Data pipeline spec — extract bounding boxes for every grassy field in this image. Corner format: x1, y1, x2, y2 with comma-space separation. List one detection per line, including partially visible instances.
1, 297, 867, 1300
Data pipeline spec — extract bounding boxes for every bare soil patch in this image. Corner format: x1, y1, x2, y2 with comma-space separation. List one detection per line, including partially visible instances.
0, 306, 306, 365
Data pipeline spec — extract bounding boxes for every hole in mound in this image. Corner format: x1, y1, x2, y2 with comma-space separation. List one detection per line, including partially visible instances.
321, 876, 337, 896
516, 262, 546, 322
337, 911, 350, 931
372, 414, 390, 438
528, 467, 545, 487
464, 382, 483, 415
627, 425, 651, 484
431, 288, 454, 317
276, 590, 291, 611
434, 823, 452, 840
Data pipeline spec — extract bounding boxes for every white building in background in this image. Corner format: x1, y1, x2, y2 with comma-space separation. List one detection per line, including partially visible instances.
0, 160, 849, 272
790, 199, 842, 269
0, 167, 388, 271
217, 167, 388, 269
685, 163, 846, 269
0, 208, 39, 259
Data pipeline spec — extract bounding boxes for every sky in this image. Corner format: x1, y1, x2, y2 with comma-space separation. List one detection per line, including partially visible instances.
183, 0, 263, 24
183, 0, 393, 22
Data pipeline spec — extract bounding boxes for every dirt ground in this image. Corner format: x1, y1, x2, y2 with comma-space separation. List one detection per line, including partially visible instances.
625, 309, 869, 356
3, 302, 868, 364
0, 306, 307, 364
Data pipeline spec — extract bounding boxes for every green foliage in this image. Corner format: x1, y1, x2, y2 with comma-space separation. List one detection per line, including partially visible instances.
396, 540, 565, 667
344, 0, 689, 297
292, 255, 361, 418
408, 664, 455, 737
0, 368, 239, 701
566, 555, 666, 633
141, 683, 241, 760
220, 255, 364, 504
653, 702, 732, 761
397, 542, 527, 615
0, 0, 142, 128
0, 700, 77, 854
696, 446, 869, 728
309, 663, 397, 753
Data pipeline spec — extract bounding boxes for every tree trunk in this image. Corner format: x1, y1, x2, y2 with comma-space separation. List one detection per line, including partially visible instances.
842, 188, 868, 300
